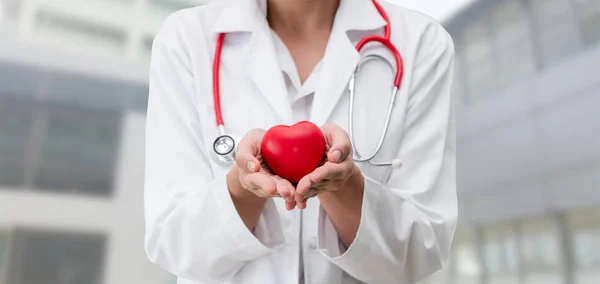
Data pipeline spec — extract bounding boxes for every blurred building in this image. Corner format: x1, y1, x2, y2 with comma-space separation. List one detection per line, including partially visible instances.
0, 0, 209, 283
423, 0, 600, 284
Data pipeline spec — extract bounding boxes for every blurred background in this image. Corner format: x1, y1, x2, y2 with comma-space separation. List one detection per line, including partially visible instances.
0, 0, 598, 284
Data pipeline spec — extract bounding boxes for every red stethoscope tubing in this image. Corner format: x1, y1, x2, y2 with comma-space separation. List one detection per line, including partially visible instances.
212, 0, 403, 127
213, 33, 226, 126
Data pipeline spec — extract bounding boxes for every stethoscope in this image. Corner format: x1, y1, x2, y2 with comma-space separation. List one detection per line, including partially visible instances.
211, 0, 404, 169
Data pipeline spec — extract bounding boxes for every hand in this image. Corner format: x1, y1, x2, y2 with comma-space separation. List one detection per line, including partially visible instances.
294, 123, 359, 209
232, 128, 297, 211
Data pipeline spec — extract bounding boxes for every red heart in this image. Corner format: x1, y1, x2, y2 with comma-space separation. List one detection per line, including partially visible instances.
261, 121, 326, 183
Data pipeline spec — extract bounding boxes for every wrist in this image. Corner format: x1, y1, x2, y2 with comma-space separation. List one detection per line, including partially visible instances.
227, 167, 266, 203
344, 165, 365, 196
320, 165, 364, 202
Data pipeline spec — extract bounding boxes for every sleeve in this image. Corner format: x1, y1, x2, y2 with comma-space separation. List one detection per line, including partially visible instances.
143, 15, 285, 283
316, 22, 457, 284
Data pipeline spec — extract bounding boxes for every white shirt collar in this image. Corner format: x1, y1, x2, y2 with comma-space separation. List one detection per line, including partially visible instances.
270, 30, 322, 102
212, 0, 387, 35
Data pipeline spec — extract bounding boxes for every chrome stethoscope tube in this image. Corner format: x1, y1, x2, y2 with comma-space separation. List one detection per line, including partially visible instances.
348, 54, 400, 167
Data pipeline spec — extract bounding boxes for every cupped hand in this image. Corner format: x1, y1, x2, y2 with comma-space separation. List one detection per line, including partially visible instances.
235, 128, 297, 210
294, 123, 358, 209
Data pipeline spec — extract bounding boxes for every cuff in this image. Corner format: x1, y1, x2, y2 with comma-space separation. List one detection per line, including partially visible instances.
316, 176, 386, 281
213, 172, 286, 258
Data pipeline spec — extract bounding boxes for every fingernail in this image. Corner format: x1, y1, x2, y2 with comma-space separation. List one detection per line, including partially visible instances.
332, 150, 342, 162
247, 161, 256, 172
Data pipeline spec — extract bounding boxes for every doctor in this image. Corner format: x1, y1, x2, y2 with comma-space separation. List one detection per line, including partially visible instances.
144, 0, 456, 283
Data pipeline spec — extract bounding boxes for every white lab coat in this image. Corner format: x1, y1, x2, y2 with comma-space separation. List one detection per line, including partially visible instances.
143, 0, 457, 283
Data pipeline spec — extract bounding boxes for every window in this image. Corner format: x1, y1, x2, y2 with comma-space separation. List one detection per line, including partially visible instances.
46, 71, 128, 111
490, 0, 536, 87
575, 0, 600, 46
0, 97, 121, 196
569, 207, 600, 284
483, 225, 519, 284
520, 217, 561, 284
461, 14, 497, 100
529, 0, 581, 67
35, 105, 121, 196
453, 231, 481, 284
0, 61, 44, 100
0, 100, 33, 188
34, 9, 127, 53
7, 229, 106, 284
0, 63, 146, 196
0, 231, 8, 281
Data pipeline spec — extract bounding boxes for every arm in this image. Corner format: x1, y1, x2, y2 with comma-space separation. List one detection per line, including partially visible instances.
227, 167, 269, 230
144, 15, 285, 283
316, 23, 457, 283
318, 165, 364, 248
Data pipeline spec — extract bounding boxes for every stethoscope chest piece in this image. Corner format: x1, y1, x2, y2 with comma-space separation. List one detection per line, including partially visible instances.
212, 134, 238, 167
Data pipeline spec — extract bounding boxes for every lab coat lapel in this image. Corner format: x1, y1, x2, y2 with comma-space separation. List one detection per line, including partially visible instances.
310, 0, 387, 127
246, 27, 294, 125
213, 0, 293, 125
310, 28, 360, 127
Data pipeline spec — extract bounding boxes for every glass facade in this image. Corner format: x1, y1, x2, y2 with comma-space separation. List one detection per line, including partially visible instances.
483, 225, 519, 284
6, 229, 106, 284
0, 101, 32, 187
575, 0, 600, 46
0, 0, 198, 283
0, 62, 149, 197
490, 0, 536, 87
461, 14, 496, 99
34, 105, 121, 195
0, 231, 7, 282
570, 208, 600, 284
454, 241, 481, 284
0, 97, 122, 197
425, 215, 595, 284
520, 218, 562, 284
453, 0, 600, 104
529, 0, 581, 67
437, 0, 600, 283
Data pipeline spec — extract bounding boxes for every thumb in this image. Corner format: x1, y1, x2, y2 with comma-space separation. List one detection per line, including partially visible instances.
236, 128, 265, 172
236, 153, 260, 173
321, 124, 352, 163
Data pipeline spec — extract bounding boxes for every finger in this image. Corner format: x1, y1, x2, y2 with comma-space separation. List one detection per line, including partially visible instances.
297, 198, 307, 210
246, 172, 277, 196
285, 200, 296, 211
272, 175, 295, 200
236, 129, 266, 172
295, 175, 313, 196
304, 189, 320, 198
236, 153, 261, 173
309, 164, 332, 183
275, 180, 293, 200
321, 124, 352, 163
310, 162, 346, 183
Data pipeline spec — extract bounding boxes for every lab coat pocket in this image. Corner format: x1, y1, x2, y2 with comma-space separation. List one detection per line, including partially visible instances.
359, 163, 395, 185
